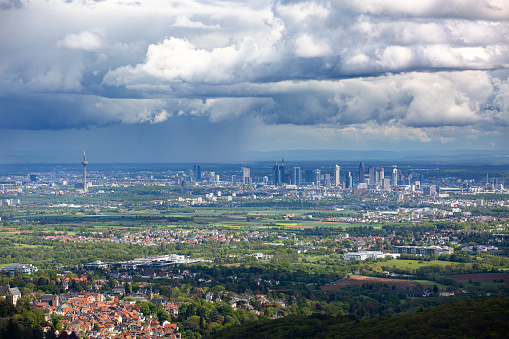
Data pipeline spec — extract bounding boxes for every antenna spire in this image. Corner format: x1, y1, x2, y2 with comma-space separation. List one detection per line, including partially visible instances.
81, 150, 88, 193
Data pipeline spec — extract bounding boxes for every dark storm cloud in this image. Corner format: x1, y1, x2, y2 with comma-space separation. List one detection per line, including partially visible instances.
0, 0, 25, 10
0, 0, 508, 145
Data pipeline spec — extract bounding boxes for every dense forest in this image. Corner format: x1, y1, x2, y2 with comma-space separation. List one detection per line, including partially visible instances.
210, 298, 509, 339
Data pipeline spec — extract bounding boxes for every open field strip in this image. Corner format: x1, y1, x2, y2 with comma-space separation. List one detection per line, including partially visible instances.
376, 259, 458, 269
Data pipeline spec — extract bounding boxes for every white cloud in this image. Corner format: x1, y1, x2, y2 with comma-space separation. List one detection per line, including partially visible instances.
56, 31, 103, 51
0, 0, 508, 149
274, 1, 329, 24
295, 34, 332, 58
27, 67, 83, 92
172, 16, 220, 28
104, 36, 274, 85
91, 98, 170, 124
338, 0, 509, 20
377, 46, 414, 70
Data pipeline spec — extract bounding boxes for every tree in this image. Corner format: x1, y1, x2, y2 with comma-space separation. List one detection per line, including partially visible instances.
51, 314, 63, 331
125, 282, 132, 295
0, 298, 17, 317
188, 315, 201, 332
211, 307, 220, 322
32, 324, 45, 339
46, 327, 57, 339
6, 318, 22, 339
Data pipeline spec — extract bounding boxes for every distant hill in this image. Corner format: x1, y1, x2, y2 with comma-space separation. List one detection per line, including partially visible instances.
244, 149, 509, 165
2, 148, 509, 165
210, 298, 509, 339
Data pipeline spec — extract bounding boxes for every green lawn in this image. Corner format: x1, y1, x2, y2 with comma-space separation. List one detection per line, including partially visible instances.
412, 280, 449, 289
377, 259, 458, 269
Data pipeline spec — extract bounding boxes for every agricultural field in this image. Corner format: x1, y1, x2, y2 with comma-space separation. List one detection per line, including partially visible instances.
444, 273, 509, 286
376, 259, 458, 270
321, 274, 419, 291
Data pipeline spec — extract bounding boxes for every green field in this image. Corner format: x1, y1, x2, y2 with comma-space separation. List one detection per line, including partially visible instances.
11, 207, 368, 232
377, 259, 458, 269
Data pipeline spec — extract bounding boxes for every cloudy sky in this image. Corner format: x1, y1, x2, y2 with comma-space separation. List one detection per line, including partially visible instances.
1, 0, 508, 163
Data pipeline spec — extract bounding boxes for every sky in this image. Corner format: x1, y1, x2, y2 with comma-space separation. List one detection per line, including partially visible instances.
1, 0, 509, 163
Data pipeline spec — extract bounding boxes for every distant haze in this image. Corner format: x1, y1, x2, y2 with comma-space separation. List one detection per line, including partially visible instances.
1, 149, 509, 166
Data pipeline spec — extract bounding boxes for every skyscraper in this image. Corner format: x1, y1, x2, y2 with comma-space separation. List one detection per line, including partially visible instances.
314, 169, 321, 187
368, 166, 375, 186
383, 178, 391, 190
376, 165, 384, 185
242, 167, 250, 185
81, 150, 88, 193
324, 174, 331, 188
193, 165, 201, 181
359, 161, 365, 184
273, 163, 281, 185
346, 172, 353, 189
292, 167, 301, 186
334, 165, 341, 186
273, 158, 285, 185
391, 166, 398, 187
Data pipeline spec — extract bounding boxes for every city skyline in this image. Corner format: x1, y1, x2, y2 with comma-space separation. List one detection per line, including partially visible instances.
12, 151, 506, 192
1, 0, 508, 163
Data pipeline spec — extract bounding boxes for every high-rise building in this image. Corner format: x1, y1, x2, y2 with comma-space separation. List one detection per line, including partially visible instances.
334, 165, 341, 186
273, 158, 285, 185
423, 185, 437, 196
242, 167, 250, 185
193, 165, 201, 181
346, 172, 353, 189
273, 163, 281, 185
29, 174, 37, 182
376, 166, 384, 185
359, 161, 365, 184
383, 178, 391, 190
324, 174, 331, 188
314, 169, 321, 187
391, 166, 398, 187
81, 150, 88, 193
368, 166, 375, 186
292, 167, 301, 186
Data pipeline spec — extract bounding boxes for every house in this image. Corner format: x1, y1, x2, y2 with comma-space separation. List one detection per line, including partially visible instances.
165, 303, 179, 317
36, 294, 59, 307
439, 290, 455, 297
343, 251, 399, 261
0, 285, 22, 305
150, 298, 166, 307
393, 245, 453, 256
84, 260, 109, 270
1, 264, 38, 274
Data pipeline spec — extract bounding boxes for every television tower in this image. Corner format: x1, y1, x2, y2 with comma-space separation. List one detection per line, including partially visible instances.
81, 150, 88, 193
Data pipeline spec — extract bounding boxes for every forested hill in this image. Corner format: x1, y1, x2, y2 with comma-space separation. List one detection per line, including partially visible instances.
210, 298, 509, 339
